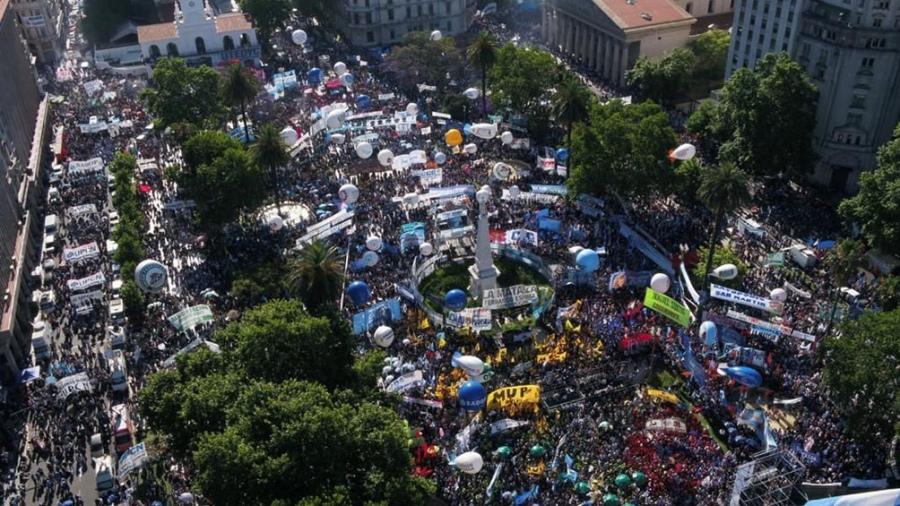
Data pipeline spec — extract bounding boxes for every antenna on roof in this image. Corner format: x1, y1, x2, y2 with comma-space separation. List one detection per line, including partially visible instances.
626, 0, 636, 5
641, 11, 652, 20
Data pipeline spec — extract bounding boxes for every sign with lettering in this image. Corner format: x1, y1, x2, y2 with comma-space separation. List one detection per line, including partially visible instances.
643, 288, 691, 327
67, 272, 106, 292
63, 242, 100, 263
710, 284, 783, 314
167, 305, 214, 332
482, 285, 538, 310
486, 384, 541, 411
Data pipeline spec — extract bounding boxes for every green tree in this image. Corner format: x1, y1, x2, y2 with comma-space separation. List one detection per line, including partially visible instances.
696, 163, 751, 302
876, 275, 900, 311
467, 32, 497, 115
838, 125, 900, 255
181, 147, 266, 229
221, 64, 261, 144
568, 99, 677, 197
238, 0, 290, 38
674, 157, 705, 199
551, 76, 592, 149
686, 99, 725, 148
626, 48, 696, 104
182, 130, 242, 174
827, 239, 865, 286
822, 310, 900, 438
689, 29, 730, 82
120, 280, 145, 322
287, 240, 345, 311
693, 242, 748, 288
382, 32, 465, 99
489, 44, 561, 114
216, 299, 355, 387
352, 348, 388, 394
141, 58, 224, 129
250, 123, 291, 211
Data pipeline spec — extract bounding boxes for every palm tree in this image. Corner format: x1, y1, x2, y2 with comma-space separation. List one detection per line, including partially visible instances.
466, 32, 497, 116
551, 78, 591, 150
288, 239, 345, 311
697, 162, 751, 299
251, 123, 291, 213
221, 64, 260, 144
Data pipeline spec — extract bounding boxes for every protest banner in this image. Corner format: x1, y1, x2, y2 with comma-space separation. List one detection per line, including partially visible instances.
67, 203, 97, 217
411, 168, 442, 186
117, 443, 149, 479
710, 284, 783, 314
167, 305, 214, 332
385, 370, 424, 393
70, 290, 103, 307
57, 372, 92, 400
67, 158, 104, 175
645, 418, 687, 433
482, 285, 538, 310
63, 242, 100, 263
447, 308, 492, 331
529, 184, 568, 196
486, 385, 541, 411
67, 272, 106, 292
643, 288, 691, 327
351, 298, 402, 334
645, 388, 680, 404
489, 419, 530, 435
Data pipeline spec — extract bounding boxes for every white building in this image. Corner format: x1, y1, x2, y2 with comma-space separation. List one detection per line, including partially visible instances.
725, 0, 900, 192
336, 0, 476, 47
9, 0, 65, 64
137, 0, 259, 66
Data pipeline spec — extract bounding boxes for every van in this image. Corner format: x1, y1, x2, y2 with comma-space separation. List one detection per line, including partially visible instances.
43, 214, 59, 235
38, 289, 56, 313
90, 433, 104, 458
106, 349, 128, 393
94, 455, 116, 492
110, 278, 123, 298
31, 318, 52, 361
110, 403, 134, 454
48, 186, 61, 205
109, 325, 127, 350
42, 233, 57, 255
109, 298, 125, 324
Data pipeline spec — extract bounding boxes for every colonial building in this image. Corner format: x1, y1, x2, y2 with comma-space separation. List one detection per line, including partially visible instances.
726, 0, 900, 192
336, 0, 476, 47
137, 0, 260, 66
9, 0, 65, 64
542, 0, 697, 86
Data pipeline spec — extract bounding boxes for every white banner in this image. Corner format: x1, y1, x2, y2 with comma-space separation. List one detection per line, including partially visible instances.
447, 308, 492, 331
68, 157, 104, 175
411, 168, 442, 186
504, 229, 538, 247
489, 419, 530, 435
117, 442, 148, 479
57, 372, 92, 400
63, 242, 100, 263
67, 272, 106, 292
70, 290, 104, 307
385, 370, 424, 393
83, 79, 104, 95
168, 305, 214, 332
67, 203, 98, 217
79, 122, 108, 134
725, 310, 815, 342
296, 210, 355, 247
435, 208, 468, 221
482, 285, 538, 310
710, 284, 783, 314
438, 225, 474, 240
377, 93, 396, 101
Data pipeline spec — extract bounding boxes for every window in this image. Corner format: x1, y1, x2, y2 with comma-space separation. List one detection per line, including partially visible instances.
390, 28, 395, 40
446, 20, 452, 31
367, 31, 374, 43
195, 37, 206, 54
223, 35, 234, 50
166, 42, 178, 56
417, 5, 422, 16
787, 11, 794, 22
365, 12, 372, 24
850, 94, 867, 109
354, 13, 360, 24
847, 113, 862, 126
769, 38, 776, 50
875, 0, 889, 7
447, 1, 453, 14
872, 16, 883, 26
761, 18, 767, 28
782, 42, 788, 50
708, 0, 714, 12
861, 57, 875, 68
240, 33, 250, 47
149, 44, 161, 58
388, 8, 394, 20
406, 6, 411, 17
428, 3, 433, 14
685, 2, 693, 12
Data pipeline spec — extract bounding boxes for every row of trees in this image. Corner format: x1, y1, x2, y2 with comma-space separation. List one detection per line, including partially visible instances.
107, 153, 148, 321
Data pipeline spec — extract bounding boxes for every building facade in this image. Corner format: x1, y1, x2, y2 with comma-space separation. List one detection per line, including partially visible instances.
137, 0, 260, 66
0, 0, 50, 385
542, 0, 697, 86
337, 0, 476, 47
726, 0, 900, 192
9, 0, 65, 64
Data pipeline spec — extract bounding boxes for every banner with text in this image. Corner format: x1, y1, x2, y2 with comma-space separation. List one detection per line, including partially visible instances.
482, 285, 538, 310
710, 284, 783, 314
643, 288, 691, 327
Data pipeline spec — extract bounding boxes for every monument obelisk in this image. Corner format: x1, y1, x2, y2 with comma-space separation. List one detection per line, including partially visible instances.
469, 185, 500, 297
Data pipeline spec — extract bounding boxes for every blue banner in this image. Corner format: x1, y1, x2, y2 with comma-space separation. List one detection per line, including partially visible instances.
351, 298, 402, 334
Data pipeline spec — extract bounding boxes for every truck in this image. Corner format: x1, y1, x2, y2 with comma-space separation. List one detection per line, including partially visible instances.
31, 318, 52, 361
94, 455, 116, 492
110, 403, 134, 454
109, 298, 125, 325
106, 349, 128, 393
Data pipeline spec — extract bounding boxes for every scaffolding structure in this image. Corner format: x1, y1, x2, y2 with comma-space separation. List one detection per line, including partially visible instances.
729, 449, 808, 506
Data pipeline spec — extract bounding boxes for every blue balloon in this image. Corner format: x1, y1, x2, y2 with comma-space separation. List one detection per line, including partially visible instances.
556, 148, 570, 162
458, 380, 487, 411
307, 67, 322, 85
341, 73, 354, 86
724, 366, 763, 388
346, 281, 370, 305
356, 95, 371, 108
576, 249, 600, 272
444, 289, 467, 311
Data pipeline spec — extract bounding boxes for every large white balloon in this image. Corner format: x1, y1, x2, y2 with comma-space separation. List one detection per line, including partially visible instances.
362, 250, 379, 267
671, 143, 697, 161
291, 29, 308, 45
500, 131, 514, 145
471, 123, 498, 140
325, 109, 345, 129
463, 87, 480, 100
355, 141, 373, 159
453, 451, 484, 474
712, 263, 739, 280
453, 355, 484, 376
463, 143, 478, 154
365, 236, 383, 251
333, 61, 347, 75
699, 321, 717, 341
339, 183, 359, 204
492, 162, 513, 180
650, 273, 671, 294
373, 326, 394, 347
406, 102, 418, 115
770, 287, 788, 302
134, 259, 168, 293
419, 242, 434, 256
430, 30, 443, 41
377, 149, 394, 167
267, 214, 284, 231
280, 126, 298, 146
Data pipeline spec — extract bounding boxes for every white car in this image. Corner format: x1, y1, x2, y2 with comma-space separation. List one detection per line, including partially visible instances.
108, 211, 120, 228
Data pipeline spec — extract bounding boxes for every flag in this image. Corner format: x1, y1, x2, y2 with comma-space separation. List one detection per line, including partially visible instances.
514, 485, 539, 505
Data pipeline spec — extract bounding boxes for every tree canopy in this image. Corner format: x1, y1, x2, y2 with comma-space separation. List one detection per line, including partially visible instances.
182, 130, 243, 173
179, 147, 266, 228
382, 32, 465, 98
238, 0, 291, 38
141, 58, 224, 130
489, 44, 561, 114
568, 100, 677, 197
689, 29, 730, 82
625, 48, 696, 104
838, 125, 900, 256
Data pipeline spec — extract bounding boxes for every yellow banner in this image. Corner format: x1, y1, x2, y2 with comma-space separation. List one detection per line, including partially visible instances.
646, 388, 680, 404
487, 384, 541, 411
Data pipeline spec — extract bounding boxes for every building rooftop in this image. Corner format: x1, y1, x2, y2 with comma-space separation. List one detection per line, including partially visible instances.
215, 13, 252, 33
137, 22, 178, 43
594, 0, 693, 30
0, 0, 9, 24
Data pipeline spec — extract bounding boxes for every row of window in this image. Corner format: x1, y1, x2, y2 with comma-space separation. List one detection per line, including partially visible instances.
147, 34, 251, 58
353, 2, 455, 25
363, 19, 452, 42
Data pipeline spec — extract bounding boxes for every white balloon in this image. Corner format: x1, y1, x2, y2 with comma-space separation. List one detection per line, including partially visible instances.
365, 236, 383, 251
453, 451, 484, 474
672, 143, 697, 161
325, 109, 345, 129
454, 355, 484, 376
434, 151, 447, 165
339, 183, 359, 204
280, 126, 298, 146
419, 242, 434, 256
333, 61, 347, 75
650, 273, 671, 294
134, 259, 168, 293
291, 29, 308, 45
463, 87, 480, 100
384, 374, 395, 384
492, 162, 513, 180
355, 141, 373, 159
377, 149, 394, 167
362, 250, 379, 267
373, 325, 394, 347
381, 365, 393, 375
568, 245, 585, 255
402, 338, 411, 346
406, 102, 418, 115
508, 185, 520, 198
267, 214, 284, 231
463, 143, 478, 154
699, 321, 717, 340
712, 263, 739, 280
500, 131, 514, 145
329, 133, 346, 144
770, 287, 788, 302
430, 30, 443, 41
471, 123, 498, 140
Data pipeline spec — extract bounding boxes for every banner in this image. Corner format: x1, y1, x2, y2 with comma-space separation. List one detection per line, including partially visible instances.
400, 222, 426, 253
438, 225, 474, 240
764, 252, 785, 267
643, 288, 691, 327
70, 290, 103, 307
503, 191, 560, 204
296, 210, 355, 247
645, 418, 687, 433
618, 221, 675, 275
411, 168, 442, 186
385, 370, 424, 393
783, 281, 811, 299
489, 419, 530, 435
68, 157, 104, 175
67, 203, 98, 217
482, 285, 538, 310
711, 284, 783, 314
351, 298, 402, 334
426, 185, 474, 201
435, 208, 468, 222
495, 229, 538, 247
67, 272, 106, 292
486, 385, 541, 411
446, 308, 492, 331
530, 184, 568, 196
79, 121, 108, 134
168, 305, 214, 332
724, 310, 815, 341
63, 242, 100, 263
608, 270, 654, 291
402, 396, 443, 409
57, 372, 92, 399
645, 388, 679, 404
83, 79, 104, 95
117, 442, 148, 479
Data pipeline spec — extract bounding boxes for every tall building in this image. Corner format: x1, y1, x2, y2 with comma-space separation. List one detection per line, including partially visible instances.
725, 0, 900, 192
0, 0, 51, 385
337, 0, 476, 47
9, 0, 65, 64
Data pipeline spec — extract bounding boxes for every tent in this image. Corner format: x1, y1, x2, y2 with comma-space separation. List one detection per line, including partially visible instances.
804, 488, 900, 506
